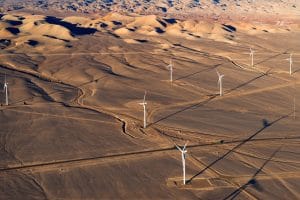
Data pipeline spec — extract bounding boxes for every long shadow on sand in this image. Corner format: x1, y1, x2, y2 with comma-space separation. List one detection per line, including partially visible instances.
186, 114, 290, 184
222, 146, 282, 200
148, 95, 218, 127
253, 51, 288, 67
175, 64, 221, 81
225, 69, 271, 94
149, 68, 271, 127
45, 16, 97, 36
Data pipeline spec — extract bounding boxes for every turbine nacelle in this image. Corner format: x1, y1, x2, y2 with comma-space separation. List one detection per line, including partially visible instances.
3, 75, 8, 90
216, 70, 224, 84
249, 48, 255, 56
167, 60, 173, 70
218, 75, 224, 84
167, 59, 173, 82
3, 82, 8, 90
285, 54, 293, 62
175, 142, 188, 153
139, 91, 147, 128
216, 70, 224, 96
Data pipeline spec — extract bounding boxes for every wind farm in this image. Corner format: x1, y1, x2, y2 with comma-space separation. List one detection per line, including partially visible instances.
0, 0, 300, 199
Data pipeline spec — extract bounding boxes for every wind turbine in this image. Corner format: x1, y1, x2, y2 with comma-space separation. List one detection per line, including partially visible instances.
286, 53, 293, 75
167, 59, 173, 82
216, 70, 225, 96
3, 74, 8, 106
249, 48, 255, 67
139, 91, 147, 128
175, 142, 188, 185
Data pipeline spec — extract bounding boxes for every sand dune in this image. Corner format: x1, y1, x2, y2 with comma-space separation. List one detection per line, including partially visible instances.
1, 12, 297, 51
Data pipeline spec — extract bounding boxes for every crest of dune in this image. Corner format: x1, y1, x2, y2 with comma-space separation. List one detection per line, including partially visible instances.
114, 27, 132, 35
19, 20, 75, 41
128, 15, 164, 29
1, 14, 20, 21
165, 24, 185, 37
0, 22, 14, 37
63, 16, 94, 26
103, 12, 134, 23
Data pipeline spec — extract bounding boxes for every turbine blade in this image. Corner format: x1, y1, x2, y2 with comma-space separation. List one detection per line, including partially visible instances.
216, 69, 220, 77
175, 144, 182, 151
143, 91, 147, 103
183, 142, 188, 150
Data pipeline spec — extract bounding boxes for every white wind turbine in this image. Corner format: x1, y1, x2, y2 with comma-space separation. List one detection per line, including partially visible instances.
286, 53, 293, 75
3, 74, 8, 106
139, 91, 147, 128
167, 59, 173, 82
175, 142, 188, 185
216, 70, 225, 96
250, 48, 255, 67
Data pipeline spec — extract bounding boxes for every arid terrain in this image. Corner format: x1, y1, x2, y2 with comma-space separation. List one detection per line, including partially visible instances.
0, 0, 300, 199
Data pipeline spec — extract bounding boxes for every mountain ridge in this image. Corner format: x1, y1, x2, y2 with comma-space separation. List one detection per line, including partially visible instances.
1, 0, 299, 22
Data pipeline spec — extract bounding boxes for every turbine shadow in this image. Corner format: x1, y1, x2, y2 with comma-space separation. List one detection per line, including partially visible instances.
175, 64, 221, 81
253, 51, 287, 67
292, 68, 300, 74
186, 113, 290, 184
222, 146, 282, 200
225, 69, 271, 94
148, 95, 218, 127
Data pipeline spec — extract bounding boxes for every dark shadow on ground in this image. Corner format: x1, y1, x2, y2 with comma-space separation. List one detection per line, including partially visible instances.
6, 20, 23, 26
135, 39, 148, 43
222, 24, 236, 33
148, 95, 218, 127
155, 27, 165, 34
223, 146, 282, 200
164, 18, 177, 24
45, 16, 97, 36
186, 114, 290, 184
225, 69, 271, 94
27, 40, 39, 47
254, 51, 288, 67
175, 64, 221, 81
0, 39, 11, 49
6, 27, 20, 35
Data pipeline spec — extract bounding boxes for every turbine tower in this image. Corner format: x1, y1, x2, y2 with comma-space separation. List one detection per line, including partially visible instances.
286, 53, 293, 75
175, 142, 188, 185
139, 91, 147, 128
167, 59, 173, 82
216, 70, 225, 96
250, 48, 255, 67
3, 74, 8, 106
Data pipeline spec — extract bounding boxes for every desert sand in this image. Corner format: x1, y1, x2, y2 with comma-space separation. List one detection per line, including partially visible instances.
0, 1, 300, 199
